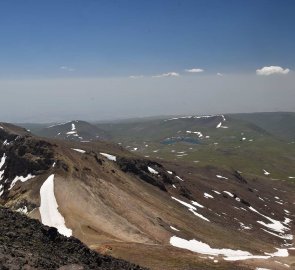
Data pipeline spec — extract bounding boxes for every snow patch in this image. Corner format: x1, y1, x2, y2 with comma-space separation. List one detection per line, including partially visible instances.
175, 175, 184, 181
100, 153, 117, 161
170, 226, 180, 231
249, 207, 292, 239
9, 174, 35, 190
170, 236, 269, 261
17, 206, 28, 214
204, 192, 214, 199
148, 166, 158, 174
191, 200, 205, 208
0, 153, 6, 180
216, 175, 228, 180
39, 174, 72, 237
172, 197, 209, 222
223, 191, 234, 197
71, 148, 86, 153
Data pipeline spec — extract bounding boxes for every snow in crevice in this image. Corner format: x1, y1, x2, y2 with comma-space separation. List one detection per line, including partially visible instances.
17, 206, 28, 214
175, 175, 184, 181
100, 152, 117, 161
261, 228, 293, 240
191, 200, 204, 208
239, 222, 252, 230
0, 153, 6, 170
3, 140, 10, 146
66, 122, 79, 136
9, 174, 35, 190
204, 192, 214, 199
170, 226, 180, 231
216, 175, 228, 180
71, 148, 86, 154
0, 153, 6, 180
248, 206, 293, 240
147, 166, 158, 174
39, 174, 72, 237
172, 197, 209, 222
223, 191, 234, 197
186, 130, 203, 138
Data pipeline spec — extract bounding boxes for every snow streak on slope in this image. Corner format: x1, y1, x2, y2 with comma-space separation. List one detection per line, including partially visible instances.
39, 174, 72, 237
100, 152, 117, 161
0, 153, 6, 180
170, 236, 290, 261
9, 174, 35, 190
71, 148, 86, 153
172, 197, 209, 222
248, 206, 293, 240
170, 236, 260, 259
148, 166, 158, 174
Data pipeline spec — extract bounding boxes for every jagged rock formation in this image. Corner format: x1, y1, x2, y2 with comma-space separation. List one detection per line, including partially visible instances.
0, 206, 147, 270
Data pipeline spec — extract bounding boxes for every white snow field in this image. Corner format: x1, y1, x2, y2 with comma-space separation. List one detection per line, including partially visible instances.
39, 174, 72, 237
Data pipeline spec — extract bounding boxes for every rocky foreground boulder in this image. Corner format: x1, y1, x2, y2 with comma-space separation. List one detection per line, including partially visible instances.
0, 206, 147, 270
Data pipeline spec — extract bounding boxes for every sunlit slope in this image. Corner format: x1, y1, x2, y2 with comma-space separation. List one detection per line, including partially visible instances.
0, 122, 294, 269
229, 112, 295, 141
97, 114, 295, 180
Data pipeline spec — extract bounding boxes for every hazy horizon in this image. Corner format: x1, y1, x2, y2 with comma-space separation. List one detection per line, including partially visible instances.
1, 73, 294, 123
1, 1, 294, 123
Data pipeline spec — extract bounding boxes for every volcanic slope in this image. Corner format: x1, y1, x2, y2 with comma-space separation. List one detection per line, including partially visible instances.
0, 122, 294, 270
0, 206, 146, 270
25, 120, 111, 142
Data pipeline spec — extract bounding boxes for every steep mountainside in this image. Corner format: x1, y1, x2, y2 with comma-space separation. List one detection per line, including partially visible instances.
0, 122, 294, 269
0, 206, 146, 270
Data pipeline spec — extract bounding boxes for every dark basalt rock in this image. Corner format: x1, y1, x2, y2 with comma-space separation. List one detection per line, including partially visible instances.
240, 198, 251, 207
0, 206, 148, 270
233, 170, 248, 184
116, 157, 177, 192
0, 131, 55, 200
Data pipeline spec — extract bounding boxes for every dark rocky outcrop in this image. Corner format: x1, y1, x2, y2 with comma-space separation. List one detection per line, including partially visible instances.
0, 207, 147, 270
116, 157, 177, 192
233, 170, 248, 184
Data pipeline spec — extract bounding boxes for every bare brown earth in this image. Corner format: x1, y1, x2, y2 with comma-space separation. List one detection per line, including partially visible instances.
0, 123, 294, 269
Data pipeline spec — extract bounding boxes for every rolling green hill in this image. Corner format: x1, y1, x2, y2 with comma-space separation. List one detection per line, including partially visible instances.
96, 113, 295, 181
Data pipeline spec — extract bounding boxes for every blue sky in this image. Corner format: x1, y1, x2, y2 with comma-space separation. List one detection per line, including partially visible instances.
0, 0, 294, 78
0, 1, 294, 122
